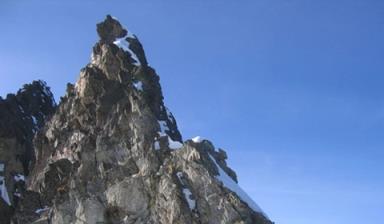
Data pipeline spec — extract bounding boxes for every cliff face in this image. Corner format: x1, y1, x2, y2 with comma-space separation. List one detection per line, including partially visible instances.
2, 15, 272, 224
0, 81, 56, 223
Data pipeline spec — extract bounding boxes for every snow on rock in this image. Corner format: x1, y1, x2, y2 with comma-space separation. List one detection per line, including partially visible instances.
168, 136, 183, 150
209, 155, 265, 215
176, 172, 196, 210
113, 35, 141, 66
158, 120, 169, 134
156, 119, 182, 149
182, 188, 196, 210
31, 116, 37, 124
35, 206, 50, 214
14, 174, 25, 182
176, 172, 183, 180
31, 116, 38, 132
133, 81, 143, 91
18, 105, 25, 113
192, 136, 204, 143
0, 176, 11, 205
120, 25, 136, 39
154, 140, 160, 150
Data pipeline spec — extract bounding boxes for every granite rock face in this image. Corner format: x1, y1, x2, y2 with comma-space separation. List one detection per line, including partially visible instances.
3, 15, 272, 224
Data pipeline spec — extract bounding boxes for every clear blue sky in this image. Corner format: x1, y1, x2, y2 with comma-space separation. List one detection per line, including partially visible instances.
1, 1, 383, 223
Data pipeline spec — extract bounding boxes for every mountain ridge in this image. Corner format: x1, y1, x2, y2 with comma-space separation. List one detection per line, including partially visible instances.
0, 15, 272, 224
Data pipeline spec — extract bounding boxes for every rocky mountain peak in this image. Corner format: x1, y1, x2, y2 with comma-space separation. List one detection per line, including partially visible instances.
88, 15, 179, 141
2, 16, 272, 224
96, 15, 127, 44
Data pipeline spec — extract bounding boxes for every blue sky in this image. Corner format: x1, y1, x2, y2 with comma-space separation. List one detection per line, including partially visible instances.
1, 0, 383, 223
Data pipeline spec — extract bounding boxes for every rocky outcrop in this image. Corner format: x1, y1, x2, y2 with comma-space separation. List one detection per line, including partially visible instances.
7, 15, 272, 224
0, 81, 56, 173
0, 81, 56, 223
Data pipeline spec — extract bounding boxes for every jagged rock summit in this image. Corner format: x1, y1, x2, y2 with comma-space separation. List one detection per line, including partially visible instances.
2, 15, 272, 224
97, 15, 128, 44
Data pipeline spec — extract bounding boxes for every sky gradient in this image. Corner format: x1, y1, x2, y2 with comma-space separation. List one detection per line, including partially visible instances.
1, 1, 383, 223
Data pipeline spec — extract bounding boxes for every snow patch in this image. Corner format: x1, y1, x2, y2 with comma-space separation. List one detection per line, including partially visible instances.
35, 206, 50, 214
14, 174, 25, 182
18, 105, 25, 113
0, 176, 11, 205
157, 131, 167, 137
126, 32, 136, 39
192, 136, 204, 143
121, 25, 136, 39
31, 116, 38, 125
168, 136, 183, 150
31, 116, 38, 133
182, 188, 196, 209
176, 172, 183, 180
158, 120, 169, 134
209, 155, 264, 214
176, 172, 196, 210
54, 139, 59, 148
154, 140, 160, 150
133, 81, 143, 91
113, 36, 141, 66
